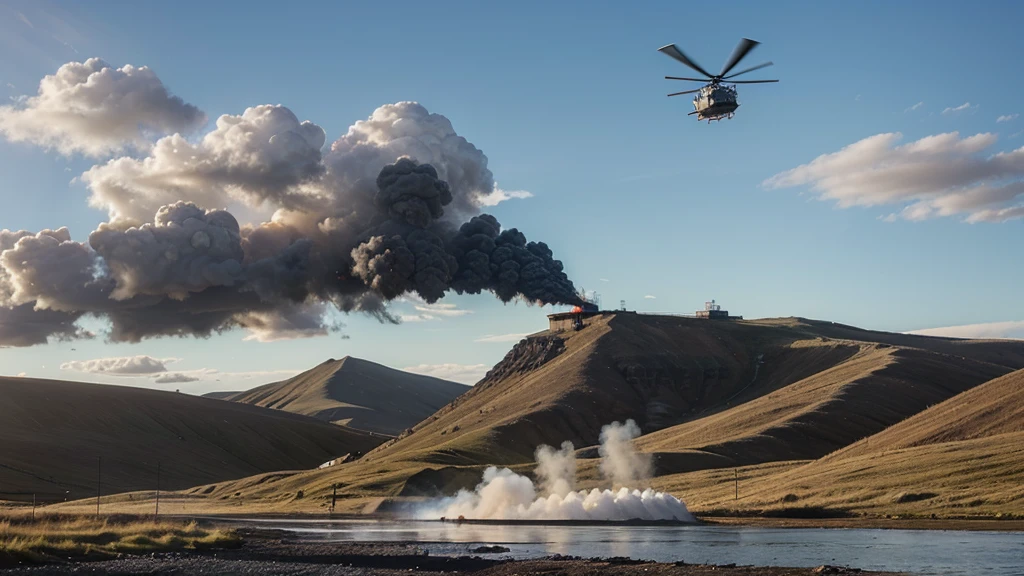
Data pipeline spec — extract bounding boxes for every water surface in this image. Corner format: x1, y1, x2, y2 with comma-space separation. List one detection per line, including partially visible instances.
222, 518, 1024, 576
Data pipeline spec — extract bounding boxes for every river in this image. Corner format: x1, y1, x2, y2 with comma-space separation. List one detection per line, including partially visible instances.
218, 518, 1024, 576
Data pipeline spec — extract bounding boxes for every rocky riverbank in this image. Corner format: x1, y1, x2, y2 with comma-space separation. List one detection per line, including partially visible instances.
0, 531, 902, 576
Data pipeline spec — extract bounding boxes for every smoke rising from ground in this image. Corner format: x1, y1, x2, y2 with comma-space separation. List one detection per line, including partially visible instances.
599, 419, 653, 487
417, 420, 694, 522
0, 60, 581, 346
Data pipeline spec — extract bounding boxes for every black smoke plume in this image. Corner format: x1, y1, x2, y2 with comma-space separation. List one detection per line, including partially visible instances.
0, 65, 581, 345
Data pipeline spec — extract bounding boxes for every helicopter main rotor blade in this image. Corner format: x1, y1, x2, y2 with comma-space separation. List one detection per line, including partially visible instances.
658, 44, 714, 78
667, 89, 701, 96
719, 38, 760, 77
729, 79, 779, 84
665, 76, 709, 82
723, 61, 774, 79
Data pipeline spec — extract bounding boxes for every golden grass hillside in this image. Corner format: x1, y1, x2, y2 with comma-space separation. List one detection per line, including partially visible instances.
0, 377, 383, 503
658, 368, 1024, 517
223, 356, 468, 436
174, 314, 1024, 514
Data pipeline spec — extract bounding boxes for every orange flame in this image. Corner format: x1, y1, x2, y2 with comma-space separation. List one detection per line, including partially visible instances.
571, 306, 583, 313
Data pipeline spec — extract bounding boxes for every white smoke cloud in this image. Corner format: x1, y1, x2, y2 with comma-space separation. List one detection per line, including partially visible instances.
0, 58, 205, 156
764, 132, 1024, 223
323, 102, 509, 220
598, 419, 652, 487
82, 104, 326, 224
61, 355, 174, 375
534, 441, 577, 497
417, 419, 692, 522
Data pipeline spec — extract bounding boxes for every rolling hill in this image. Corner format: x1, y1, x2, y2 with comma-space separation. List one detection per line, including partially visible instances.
184, 313, 1024, 514
222, 356, 469, 436
0, 377, 384, 503
664, 367, 1024, 516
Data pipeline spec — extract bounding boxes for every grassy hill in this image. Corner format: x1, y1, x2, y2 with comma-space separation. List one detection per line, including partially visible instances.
0, 377, 384, 503
658, 368, 1024, 517
223, 356, 468, 436
173, 313, 1024, 515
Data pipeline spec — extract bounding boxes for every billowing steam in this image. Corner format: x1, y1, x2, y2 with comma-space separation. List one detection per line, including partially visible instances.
417, 420, 695, 522
0, 59, 581, 346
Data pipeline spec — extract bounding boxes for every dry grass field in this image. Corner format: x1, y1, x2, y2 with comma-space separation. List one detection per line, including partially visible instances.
0, 516, 237, 564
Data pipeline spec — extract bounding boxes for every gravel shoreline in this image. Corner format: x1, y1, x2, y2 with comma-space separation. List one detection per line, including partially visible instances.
0, 530, 904, 576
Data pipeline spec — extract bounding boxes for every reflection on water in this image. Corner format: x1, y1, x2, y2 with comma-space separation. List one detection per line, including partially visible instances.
215, 518, 1024, 576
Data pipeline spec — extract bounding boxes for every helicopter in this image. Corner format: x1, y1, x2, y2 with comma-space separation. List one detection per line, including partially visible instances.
658, 38, 778, 122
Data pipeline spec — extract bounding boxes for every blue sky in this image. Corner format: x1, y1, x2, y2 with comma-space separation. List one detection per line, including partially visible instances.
0, 0, 1021, 392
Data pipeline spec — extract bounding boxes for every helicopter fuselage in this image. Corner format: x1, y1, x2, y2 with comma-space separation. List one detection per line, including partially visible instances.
690, 84, 739, 122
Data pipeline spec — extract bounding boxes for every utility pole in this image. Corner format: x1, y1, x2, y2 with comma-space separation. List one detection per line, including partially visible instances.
96, 456, 102, 517
734, 469, 738, 500
31, 494, 36, 521
331, 484, 338, 514
155, 462, 161, 518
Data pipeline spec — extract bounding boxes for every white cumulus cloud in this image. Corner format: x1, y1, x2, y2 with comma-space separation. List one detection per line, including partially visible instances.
0, 58, 205, 157
61, 354, 174, 375
764, 131, 1024, 223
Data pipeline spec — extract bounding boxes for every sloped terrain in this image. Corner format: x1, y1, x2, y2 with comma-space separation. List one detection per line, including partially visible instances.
224, 356, 468, 436
634, 344, 1009, 474
188, 313, 1024, 514
0, 377, 383, 503
678, 368, 1024, 516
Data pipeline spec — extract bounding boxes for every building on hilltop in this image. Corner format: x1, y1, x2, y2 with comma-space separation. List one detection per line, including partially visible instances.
695, 299, 742, 320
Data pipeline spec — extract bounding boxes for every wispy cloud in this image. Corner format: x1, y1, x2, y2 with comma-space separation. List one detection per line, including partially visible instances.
764, 131, 1024, 223
997, 114, 1019, 123
644, 294, 657, 300
398, 295, 473, 322
16, 12, 34, 29
905, 320, 1024, 340
403, 363, 487, 385
599, 278, 610, 283
475, 333, 529, 343
942, 102, 976, 115
153, 373, 199, 384
904, 102, 924, 113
